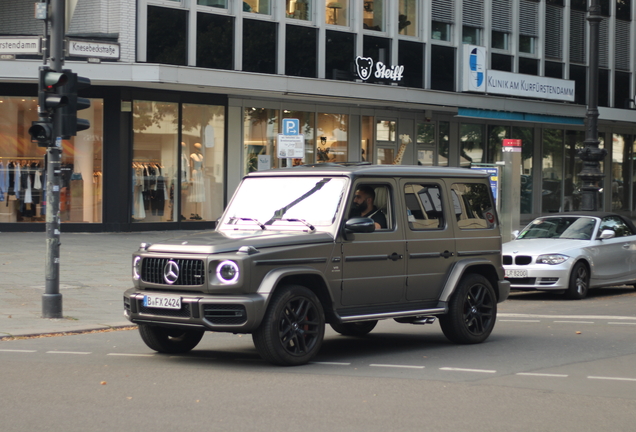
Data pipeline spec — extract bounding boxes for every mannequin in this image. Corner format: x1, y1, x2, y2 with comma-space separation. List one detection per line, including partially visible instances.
188, 143, 205, 219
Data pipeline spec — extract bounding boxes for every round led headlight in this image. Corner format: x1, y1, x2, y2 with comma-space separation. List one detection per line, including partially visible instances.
133, 256, 142, 280
216, 260, 239, 284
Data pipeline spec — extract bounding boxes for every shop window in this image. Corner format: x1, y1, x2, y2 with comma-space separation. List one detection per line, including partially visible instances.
569, 64, 587, 105
430, 45, 455, 92
491, 53, 512, 72
286, 0, 311, 20
491, 31, 508, 50
542, 129, 564, 213
361, 116, 374, 163
612, 133, 632, 211
512, 127, 534, 214
614, 71, 631, 109
317, 113, 348, 163
243, 19, 277, 74
398, 40, 423, 88
519, 57, 538, 76
286, 25, 317, 78
363, 0, 385, 31
244, 0, 271, 14
326, 30, 355, 81
460, 123, 484, 167
544, 61, 563, 79
244, 108, 279, 172
564, 130, 585, 212
417, 123, 435, 166
431, 21, 451, 41
376, 120, 396, 165
198, 0, 227, 8
197, 13, 234, 70
180, 104, 226, 222
438, 121, 450, 166
132, 101, 178, 223
399, 0, 417, 36
326, 0, 349, 26
487, 125, 509, 164
0, 96, 103, 224
147, 6, 187, 66
462, 26, 481, 45
283, 109, 315, 164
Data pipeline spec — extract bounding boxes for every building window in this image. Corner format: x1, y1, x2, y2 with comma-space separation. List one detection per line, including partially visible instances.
439, 121, 450, 166
431, 21, 451, 41
317, 113, 349, 163
519, 57, 538, 75
197, 0, 227, 8
617, 0, 631, 21
361, 116, 374, 162
599, 69, 609, 107
614, 71, 631, 109
430, 45, 455, 91
326, 30, 355, 81
544, 61, 563, 79
244, 108, 279, 173
244, 0, 271, 14
491, 0, 511, 49
286, 0, 311, 20
462, 26, 481, 45
363, 0, 385, 31
147, 6, 187, 66
460, 123, 484, 167
326, 0, 349, 26
399, 0, 417, 36
519, 35, 535, 54
363, 35, 391, 83
398, 40, 424, 88
491, 31, 508, 50
569, 64, 587, 105
286, 25, 317, 78
243, 19, 277, 74
417, 122, 436, 166
513, 126, 534, 214
462, 0, 483, 45
431, 0, 454, 41
197, 13, 234, 70
491, 53, 512, 72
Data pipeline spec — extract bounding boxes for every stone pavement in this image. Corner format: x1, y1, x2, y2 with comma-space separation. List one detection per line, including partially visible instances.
0, 229, 198, 338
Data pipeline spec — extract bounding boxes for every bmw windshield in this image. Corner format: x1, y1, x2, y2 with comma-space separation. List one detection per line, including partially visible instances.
517, 217, 596, 240
219, 176, 348, 231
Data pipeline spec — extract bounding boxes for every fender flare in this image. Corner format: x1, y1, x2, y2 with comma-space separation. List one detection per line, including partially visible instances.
438, 258, 502, 303
256, 266, 334, 310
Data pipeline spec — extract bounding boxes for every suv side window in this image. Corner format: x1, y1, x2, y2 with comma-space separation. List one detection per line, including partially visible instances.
451, 183, 496, 229
350, 183, 392, 230
599, 216, 634, 237
404, 183, 445, 230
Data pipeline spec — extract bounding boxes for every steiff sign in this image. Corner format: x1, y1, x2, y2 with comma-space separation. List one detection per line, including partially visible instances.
355, 56, 405, 82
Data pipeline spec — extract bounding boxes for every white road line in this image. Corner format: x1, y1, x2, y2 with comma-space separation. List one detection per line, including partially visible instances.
608, 322, 636, 325
499, 319, 541, 322
439, 367, 496, 374
370, 364, 425, 369
553, 320, 594, 324
588, 376, 636, 382
107, 353, 154, 357
499, 313, 636, 321
46, 351, 91, 355
311, 361, 351, 366
0, 349, 37, 353
516, 372, 568, 378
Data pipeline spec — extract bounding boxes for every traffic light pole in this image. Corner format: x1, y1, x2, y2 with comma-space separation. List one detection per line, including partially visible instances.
42, 0, 65, 319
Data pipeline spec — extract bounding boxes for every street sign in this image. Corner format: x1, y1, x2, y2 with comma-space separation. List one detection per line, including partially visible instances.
282, 118, 300, 135
277, 134, 305, 158
502, 139, 522, 152
0, 37, 41, 55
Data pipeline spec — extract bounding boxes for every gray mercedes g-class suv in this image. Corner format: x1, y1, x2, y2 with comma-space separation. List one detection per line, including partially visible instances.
124, 164, 510, 366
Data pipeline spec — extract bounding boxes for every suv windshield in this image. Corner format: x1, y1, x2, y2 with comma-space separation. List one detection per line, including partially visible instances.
518, 217, 596, 240
219, 176, 348, 231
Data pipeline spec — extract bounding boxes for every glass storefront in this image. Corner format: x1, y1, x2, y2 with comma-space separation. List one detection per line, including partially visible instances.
0, 96, 103, 223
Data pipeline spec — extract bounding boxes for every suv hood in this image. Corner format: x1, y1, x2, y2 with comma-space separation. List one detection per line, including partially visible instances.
145, 230, 334, 254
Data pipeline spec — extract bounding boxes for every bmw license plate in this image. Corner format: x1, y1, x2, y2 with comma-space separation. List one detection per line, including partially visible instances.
505, 269, 528, 278
143, 294, 182, 309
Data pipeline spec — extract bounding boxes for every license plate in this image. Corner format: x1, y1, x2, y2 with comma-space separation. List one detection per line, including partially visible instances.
143, 294, 182, 309
505, 269, 528, 278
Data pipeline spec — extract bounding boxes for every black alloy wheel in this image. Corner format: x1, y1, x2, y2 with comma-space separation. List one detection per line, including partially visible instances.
253, 285, 325, 366
138, 324, 204, 354
439, 274, 497, 344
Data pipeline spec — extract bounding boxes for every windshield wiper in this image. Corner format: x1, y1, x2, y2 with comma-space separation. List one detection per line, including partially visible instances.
264, 178, 331, 225
228, 217, 266, 230
280, 218, 316, 232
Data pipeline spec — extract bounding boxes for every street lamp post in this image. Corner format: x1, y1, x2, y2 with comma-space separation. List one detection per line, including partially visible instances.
578, 0, 606, 212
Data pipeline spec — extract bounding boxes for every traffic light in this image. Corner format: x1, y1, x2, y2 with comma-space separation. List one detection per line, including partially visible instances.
59, 70, 91, 138
28, 119, 54, 147
29, 66, 69, 146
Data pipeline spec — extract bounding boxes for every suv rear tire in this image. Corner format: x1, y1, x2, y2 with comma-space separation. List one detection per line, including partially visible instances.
138, 324, 204, 353
330, 320, 378, 336
253, 285, 325, 366
439, 274, 497, 344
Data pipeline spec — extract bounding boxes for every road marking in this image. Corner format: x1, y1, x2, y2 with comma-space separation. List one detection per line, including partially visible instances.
608, 322, 636, 325
588, 376, 636, 382
0, 349, 37, 353
370, 364, 425, 369
440, 367, 496, 374
46, 351, 91, 355
499, 313, 636, 321
553, 321, 594, 324
516, 372, 568, 378
312, 361, 351, 366
107, 353, 154, 357
499, 319, 541, 322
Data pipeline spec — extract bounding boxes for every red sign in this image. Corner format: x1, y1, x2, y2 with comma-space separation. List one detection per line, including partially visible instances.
502, 139, 522, 147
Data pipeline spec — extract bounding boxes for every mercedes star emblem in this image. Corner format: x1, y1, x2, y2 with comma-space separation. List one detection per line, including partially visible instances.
163, 260, 180, 284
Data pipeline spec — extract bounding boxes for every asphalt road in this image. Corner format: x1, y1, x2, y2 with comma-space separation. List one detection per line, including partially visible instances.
1, 287, 635, 432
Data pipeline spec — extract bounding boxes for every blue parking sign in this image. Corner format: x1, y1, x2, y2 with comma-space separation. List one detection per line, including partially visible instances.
283, 118, 300, 135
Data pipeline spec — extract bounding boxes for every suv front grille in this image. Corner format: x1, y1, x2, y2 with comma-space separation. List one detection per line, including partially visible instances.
203, 304, 247, 325
141, 258, 205, 285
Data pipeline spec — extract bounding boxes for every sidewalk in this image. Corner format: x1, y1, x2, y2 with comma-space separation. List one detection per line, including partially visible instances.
0, 230, 197, 338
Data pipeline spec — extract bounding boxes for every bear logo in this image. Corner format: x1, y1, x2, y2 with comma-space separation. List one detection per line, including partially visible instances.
355, 56, 374, 81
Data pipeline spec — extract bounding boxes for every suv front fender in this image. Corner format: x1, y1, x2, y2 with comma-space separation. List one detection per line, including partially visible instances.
439, 259, 509, 303
256, 266, 334, 312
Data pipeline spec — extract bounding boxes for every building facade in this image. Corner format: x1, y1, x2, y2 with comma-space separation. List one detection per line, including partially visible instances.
1, 0, 636, 232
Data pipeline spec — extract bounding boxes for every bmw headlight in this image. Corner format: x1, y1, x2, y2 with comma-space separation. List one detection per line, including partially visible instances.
536, 254, 569, 265
133, 256, 142, 280
216, 260, 239, 284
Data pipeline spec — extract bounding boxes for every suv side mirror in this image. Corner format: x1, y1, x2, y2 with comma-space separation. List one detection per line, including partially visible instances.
345, 217, 376, 233
599, 229, 615, 240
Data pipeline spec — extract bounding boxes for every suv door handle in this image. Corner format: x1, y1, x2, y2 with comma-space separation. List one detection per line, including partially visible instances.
389, 252, 404, 261
440, 250, 454, 259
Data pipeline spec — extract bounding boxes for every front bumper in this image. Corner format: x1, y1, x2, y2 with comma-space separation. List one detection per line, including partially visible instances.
504, 263, 572, 291
123, 288, 266, 333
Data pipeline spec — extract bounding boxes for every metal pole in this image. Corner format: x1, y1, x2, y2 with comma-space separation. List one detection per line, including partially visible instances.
578, 0, 606, 211
42, 0, 65, 318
